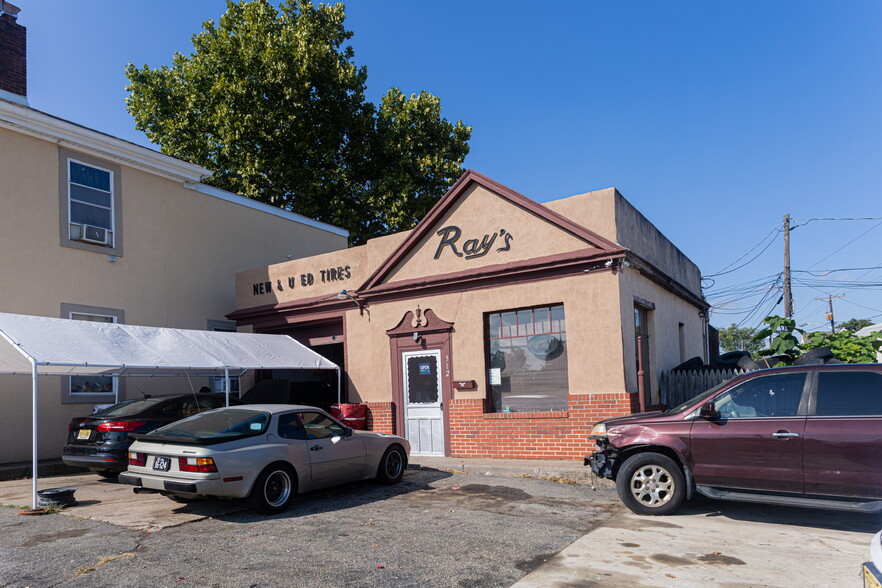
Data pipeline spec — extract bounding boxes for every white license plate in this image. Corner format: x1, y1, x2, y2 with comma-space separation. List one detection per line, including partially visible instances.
77, 429, 91, 440
153, 456, 171, 471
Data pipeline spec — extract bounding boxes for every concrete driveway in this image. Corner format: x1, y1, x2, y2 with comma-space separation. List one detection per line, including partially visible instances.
0, 472, 245, 532
514, 495, 881, 587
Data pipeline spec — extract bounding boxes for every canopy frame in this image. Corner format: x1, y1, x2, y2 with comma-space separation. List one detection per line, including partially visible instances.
0, 312, 341, 511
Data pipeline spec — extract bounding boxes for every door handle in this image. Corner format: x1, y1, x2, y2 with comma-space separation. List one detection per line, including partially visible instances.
772, 431, 799, 438
310, 445, 323, 451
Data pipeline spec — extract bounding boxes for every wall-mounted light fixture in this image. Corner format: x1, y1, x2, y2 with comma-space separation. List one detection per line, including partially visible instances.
336, 290, 366, 316
412, 332, 421, 343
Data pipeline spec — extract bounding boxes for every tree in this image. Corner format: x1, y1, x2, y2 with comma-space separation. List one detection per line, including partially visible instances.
125, 0, 471, 244
717, 323, 762, 355
835, 318, 874, 333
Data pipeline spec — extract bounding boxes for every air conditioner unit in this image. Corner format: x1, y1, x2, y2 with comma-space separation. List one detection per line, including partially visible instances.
79, 224, 110, 246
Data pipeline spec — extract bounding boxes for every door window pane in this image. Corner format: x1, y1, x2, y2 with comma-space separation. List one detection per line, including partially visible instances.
406, 355, 439, 404
817, 372, 882, 416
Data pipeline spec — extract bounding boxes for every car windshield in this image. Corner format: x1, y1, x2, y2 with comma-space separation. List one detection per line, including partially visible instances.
95, 398, 167, 417
666, 380, 730, 414
147, 409, 270, 440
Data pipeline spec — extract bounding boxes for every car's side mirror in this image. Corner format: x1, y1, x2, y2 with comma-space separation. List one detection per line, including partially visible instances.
343, 427, 353, 437
699, 401, 719, 420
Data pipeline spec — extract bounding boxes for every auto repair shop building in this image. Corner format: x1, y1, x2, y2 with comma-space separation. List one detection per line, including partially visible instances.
230, 170, 709, 459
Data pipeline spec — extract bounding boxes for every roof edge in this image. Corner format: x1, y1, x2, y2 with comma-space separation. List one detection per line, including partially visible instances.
0, 98, 212, 183
186, 183, 349, 238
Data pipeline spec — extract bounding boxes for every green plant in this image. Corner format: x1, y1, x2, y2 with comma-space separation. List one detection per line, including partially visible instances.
801, 330, 882, 364
752, 316, 804, 360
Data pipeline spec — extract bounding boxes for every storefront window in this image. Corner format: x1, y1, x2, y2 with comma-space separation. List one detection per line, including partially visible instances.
486, 304, 568, 413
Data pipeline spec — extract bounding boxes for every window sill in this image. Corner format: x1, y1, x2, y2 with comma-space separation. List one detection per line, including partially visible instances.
484, 411, 569, 420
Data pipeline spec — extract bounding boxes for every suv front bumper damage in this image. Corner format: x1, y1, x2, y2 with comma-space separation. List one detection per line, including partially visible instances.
585, 451, 616, 479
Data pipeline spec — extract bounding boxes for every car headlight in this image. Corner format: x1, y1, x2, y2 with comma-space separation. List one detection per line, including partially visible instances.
589, 422, 607, 439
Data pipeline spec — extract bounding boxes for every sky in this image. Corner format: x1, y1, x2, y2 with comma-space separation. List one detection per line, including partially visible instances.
13, 0, 882, 335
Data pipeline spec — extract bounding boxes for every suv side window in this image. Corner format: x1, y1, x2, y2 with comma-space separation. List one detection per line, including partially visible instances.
816, 371, 882, 416
715, 373, 806, 418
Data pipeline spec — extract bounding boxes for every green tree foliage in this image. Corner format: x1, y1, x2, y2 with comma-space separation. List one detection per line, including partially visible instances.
125, 0, 471, 244
752, 315, 882, 364
717, 323, 762, 355
802, 330, 882, 364
835, 318, 874, 332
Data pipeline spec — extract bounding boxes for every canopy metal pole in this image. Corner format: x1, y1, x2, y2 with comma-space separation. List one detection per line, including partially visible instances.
30, 357, 38, 511
224, 368, 230, 407
114, 373, 119, 404
336, 367, 341, 404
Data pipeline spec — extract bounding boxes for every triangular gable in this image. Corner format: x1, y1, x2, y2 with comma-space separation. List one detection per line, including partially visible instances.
360, 170, 623, 291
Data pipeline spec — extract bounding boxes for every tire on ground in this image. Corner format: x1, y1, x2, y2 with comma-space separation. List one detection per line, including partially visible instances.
376, 444, 407, 484
615, 453, 686, 516
247, 462, 297, 514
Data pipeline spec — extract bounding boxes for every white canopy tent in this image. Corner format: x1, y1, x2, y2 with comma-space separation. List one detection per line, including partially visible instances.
0, 312, 340, 510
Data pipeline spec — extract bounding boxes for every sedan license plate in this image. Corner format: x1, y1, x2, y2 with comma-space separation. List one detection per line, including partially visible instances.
77, 429, 91, 440
153, 456, 171, 471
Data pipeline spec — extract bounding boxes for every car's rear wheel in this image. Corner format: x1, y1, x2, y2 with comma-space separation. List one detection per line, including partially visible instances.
247, 463, 296, 514
376, 445, 406, 484
616, 453, 686, 515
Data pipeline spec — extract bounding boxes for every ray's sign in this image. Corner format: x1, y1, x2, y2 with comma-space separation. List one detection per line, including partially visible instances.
433, 226, 513, 261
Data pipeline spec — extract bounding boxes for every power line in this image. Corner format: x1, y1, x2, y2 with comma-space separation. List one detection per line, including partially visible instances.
804, 220, 882, 270
702, 227, 779, 278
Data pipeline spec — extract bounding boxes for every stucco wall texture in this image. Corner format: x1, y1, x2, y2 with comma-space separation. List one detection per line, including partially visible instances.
232, 173, 707, 460
0, 125, 348, 463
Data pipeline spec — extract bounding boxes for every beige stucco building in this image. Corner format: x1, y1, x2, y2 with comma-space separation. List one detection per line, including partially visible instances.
231, 171, 709, 460
0, 6, 348, 464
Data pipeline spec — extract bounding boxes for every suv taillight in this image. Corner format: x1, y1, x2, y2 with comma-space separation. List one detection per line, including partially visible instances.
178, 457, 217, 473
128, 452, 146, 467
97, 421, 146, 432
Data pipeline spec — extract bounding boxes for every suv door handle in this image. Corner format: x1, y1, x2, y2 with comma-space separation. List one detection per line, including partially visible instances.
772, 431, 800, 438
310, 445, 323, 451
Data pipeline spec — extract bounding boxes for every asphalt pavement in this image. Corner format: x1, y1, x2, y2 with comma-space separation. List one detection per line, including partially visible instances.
0, 458, 879, 587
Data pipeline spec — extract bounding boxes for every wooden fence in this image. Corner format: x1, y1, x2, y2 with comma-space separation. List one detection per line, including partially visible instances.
659, 368, 744, 408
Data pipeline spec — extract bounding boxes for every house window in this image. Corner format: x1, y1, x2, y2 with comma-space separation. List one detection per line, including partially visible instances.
68, 160, 114, 246
486, 304, 568, 413
59, 148, 122, 255
61, 303, 125, 403
209, 320, 241, 396
69, 313, 116, 397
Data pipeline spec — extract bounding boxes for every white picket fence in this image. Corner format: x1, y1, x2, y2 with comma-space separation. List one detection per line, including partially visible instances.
659, 367, 744, 408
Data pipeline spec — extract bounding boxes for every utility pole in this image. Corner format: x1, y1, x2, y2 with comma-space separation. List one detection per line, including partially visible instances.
783, 214, 793, 318
816, 295, 844, 334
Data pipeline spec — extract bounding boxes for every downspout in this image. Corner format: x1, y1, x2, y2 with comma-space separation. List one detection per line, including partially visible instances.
224, 368, 230, 407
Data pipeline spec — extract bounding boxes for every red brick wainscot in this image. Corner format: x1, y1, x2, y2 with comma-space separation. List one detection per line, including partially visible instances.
448, 393, 640, 460
365, 401, 396, 435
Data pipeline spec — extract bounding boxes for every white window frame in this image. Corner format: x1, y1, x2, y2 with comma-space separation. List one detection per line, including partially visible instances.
67, 157, 115, 247
60, 303, 125, 404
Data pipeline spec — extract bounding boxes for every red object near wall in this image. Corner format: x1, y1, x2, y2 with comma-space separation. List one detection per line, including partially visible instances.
330, 403, 368, 430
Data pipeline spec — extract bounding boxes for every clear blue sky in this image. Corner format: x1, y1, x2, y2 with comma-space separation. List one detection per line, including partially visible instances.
15, 0, 882, 335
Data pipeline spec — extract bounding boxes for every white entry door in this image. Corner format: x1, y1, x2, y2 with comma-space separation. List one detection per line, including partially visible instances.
402, 350, 444, 456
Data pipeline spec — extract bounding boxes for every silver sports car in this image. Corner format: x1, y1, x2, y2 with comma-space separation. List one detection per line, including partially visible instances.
119, 404, 410, 513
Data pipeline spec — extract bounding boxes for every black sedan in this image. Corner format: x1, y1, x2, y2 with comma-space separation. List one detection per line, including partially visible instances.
62, 393, 238, 477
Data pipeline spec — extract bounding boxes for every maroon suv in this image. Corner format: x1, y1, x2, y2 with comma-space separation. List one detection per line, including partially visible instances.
586, 364, 882, 515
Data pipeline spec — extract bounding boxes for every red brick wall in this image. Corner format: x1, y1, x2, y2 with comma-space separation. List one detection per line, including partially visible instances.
448, 393, 639, 459
365, 401, 396, 435
0, 13, 26, 98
